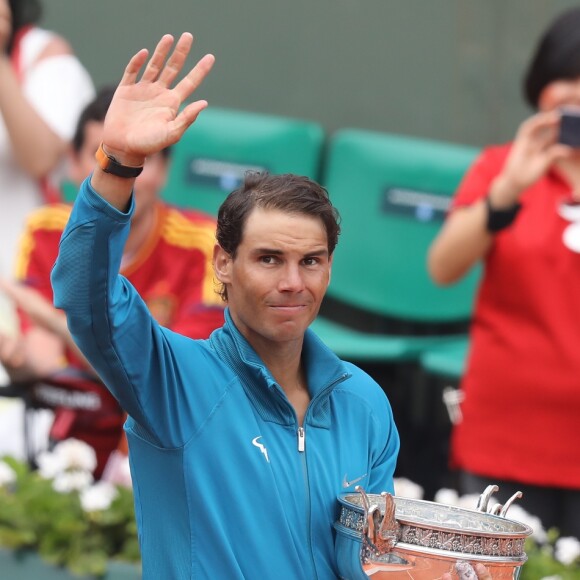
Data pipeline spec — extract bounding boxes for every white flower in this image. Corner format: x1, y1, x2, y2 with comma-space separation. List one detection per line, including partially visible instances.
80, 481, 119, 512
37, 450, 66, 479
434, 488, 459, 506
52, 470, 94, 493
52, 439, 97, 474
540, 576, 563, 580
554, 536, 580, 566
394, 478, 424, 500
0, 460, 16, 486
37, 439, 97, 480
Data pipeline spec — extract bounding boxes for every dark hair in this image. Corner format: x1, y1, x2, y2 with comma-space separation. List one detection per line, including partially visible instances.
523, 7, 580, 108
6, 0, 42, 55
72, 85, 171, 158
215, 171, 341, 301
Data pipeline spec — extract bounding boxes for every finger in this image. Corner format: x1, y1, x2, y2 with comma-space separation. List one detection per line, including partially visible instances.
456, 561, 477, 580
546, 143, 574, 165
140, 34, 175, 83
168, 100, 209, 143
531, 126, 560, 152
173, 53, 215, 103
474, 563, 492, 580
119, 48, 150, 86
526, 110, 561, 135
158, 32, 194, 87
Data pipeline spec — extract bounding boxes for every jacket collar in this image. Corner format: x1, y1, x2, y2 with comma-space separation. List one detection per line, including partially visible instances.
209, 308, 349, 427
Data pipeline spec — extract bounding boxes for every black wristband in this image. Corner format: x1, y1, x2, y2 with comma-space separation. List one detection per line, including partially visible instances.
95, 143, 144, 178
485, 195, 521, 233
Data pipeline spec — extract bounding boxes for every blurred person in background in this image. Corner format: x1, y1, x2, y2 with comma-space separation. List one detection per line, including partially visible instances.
0, 0, 94, 278
0, 86, 224, 479
428, 7, 580, 538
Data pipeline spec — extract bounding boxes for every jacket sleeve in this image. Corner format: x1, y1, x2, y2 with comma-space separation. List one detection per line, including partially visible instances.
51, 177, 214, 447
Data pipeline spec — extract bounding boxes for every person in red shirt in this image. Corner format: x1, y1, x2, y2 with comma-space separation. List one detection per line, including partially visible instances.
0, 86, 224, 477
428, 8, 580, 538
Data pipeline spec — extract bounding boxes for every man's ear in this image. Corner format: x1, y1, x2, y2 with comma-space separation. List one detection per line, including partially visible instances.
327, 254, 333, 287
213, 244, 232, 284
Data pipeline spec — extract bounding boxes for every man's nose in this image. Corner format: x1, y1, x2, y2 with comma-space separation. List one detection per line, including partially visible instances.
278, 263, 305, 291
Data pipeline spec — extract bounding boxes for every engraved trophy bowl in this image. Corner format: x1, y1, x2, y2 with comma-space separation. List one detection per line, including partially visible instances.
334, 485, 533, 580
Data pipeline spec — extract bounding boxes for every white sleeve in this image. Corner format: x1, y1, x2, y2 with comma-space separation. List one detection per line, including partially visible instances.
22, 55, 96, 141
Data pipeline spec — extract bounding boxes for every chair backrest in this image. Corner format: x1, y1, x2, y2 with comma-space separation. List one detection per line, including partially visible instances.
61, 180, 77, 203
324, 129, 481, 325
162, 107, 326, 215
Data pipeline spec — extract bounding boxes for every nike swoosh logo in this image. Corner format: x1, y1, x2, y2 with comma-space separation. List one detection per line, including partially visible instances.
342, 473, 367, 489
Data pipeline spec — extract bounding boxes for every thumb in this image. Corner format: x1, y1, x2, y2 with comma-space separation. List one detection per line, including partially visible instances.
547, 143, 574, 165
170, 100, 208, 143
474, 563, 492, 580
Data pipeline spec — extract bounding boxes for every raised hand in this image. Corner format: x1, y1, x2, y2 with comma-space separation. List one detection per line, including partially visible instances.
101, 33, 215, 166
490, 110, 572, 206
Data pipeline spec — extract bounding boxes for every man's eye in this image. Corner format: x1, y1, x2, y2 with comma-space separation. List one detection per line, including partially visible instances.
261, 256, 276, 264
303, 257, 319, 266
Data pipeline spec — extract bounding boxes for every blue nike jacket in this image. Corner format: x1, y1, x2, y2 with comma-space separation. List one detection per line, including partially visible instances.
51, 178, 400, 579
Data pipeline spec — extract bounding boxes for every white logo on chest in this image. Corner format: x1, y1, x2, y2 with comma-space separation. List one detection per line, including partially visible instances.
252, 436, 270, 463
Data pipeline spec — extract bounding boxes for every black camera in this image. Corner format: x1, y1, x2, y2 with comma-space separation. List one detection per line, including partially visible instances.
559, 108, 580, 148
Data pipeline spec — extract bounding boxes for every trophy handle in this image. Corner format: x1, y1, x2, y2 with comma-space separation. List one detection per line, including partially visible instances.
475, 485, 499, 512
356, 487, 410, 571
475, 485, 524, 519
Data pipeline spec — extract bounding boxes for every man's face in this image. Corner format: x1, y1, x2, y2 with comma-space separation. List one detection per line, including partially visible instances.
214, 207, 332, 349
68, 120, 168, 223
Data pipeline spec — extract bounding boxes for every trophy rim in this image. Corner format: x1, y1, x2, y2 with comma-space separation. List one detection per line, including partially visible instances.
337, 492, 534, 538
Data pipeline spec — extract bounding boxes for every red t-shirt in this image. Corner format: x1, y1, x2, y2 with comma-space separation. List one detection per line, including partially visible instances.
450, 144, 580, 489
15, 202, 224, 475
17, 202, 224, 341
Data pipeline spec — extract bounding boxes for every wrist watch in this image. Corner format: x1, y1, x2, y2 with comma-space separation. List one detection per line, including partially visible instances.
95, 143, 144, 178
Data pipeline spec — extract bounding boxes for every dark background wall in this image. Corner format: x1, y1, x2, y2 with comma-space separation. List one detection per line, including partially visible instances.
43, 1, 580, 148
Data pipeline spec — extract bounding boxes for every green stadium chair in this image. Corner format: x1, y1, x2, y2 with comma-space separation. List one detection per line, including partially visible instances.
61, 180, 78, 203
311, 129, 481, 362
162, 107, 325, 215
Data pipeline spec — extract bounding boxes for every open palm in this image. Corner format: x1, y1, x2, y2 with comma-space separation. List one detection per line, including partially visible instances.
101, 33, 215, 163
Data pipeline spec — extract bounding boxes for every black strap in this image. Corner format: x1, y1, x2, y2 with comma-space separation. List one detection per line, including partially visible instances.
485, 195, 522, 233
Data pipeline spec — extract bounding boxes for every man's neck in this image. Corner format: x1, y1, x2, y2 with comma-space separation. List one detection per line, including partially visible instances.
253, 338, 310, 425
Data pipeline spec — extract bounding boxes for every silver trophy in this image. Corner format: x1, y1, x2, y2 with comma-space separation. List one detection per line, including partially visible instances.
334, 485, 533, 579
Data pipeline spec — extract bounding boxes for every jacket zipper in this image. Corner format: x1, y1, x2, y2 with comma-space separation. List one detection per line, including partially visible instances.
274, 373, 349, 579
297, 426, 305, 452
297, 373, 348, 580
298, 424, 317, 579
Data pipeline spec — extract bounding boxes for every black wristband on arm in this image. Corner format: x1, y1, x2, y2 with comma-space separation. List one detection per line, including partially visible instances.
485, 195, 522, 233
